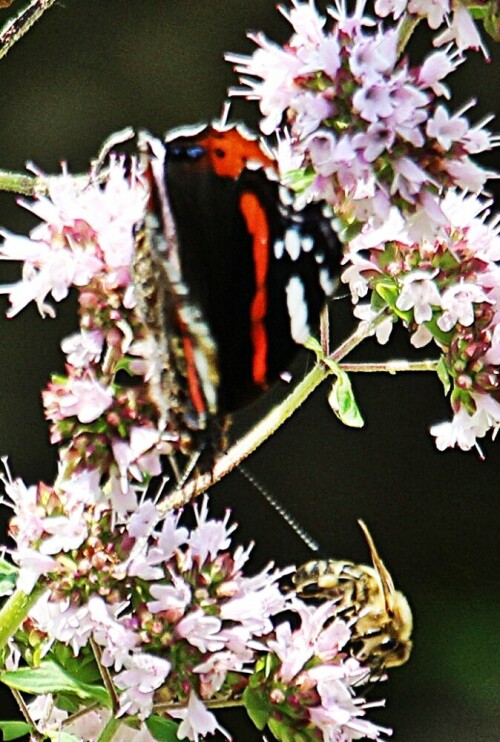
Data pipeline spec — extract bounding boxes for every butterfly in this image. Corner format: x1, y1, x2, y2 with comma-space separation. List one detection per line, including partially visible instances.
132, 122, 341, 464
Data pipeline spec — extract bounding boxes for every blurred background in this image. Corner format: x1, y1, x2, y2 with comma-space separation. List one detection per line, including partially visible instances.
0, 1, 498, 740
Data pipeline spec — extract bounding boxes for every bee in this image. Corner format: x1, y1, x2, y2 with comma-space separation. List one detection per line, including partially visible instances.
293, 520, 413, 670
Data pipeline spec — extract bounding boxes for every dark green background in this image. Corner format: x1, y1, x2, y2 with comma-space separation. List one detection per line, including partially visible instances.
0, 1, 499, 740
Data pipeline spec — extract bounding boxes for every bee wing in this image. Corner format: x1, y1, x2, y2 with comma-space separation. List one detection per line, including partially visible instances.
358, 520, 396, 615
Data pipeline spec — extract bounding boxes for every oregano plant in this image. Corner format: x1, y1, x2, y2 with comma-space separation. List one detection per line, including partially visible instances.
0, 1, 498, 741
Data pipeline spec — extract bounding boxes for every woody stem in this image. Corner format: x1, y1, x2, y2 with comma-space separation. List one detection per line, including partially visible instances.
159, 313, 388, 513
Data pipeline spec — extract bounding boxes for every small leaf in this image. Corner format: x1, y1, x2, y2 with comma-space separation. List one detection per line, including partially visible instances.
146, 715, 179, 741
0, 661, 110, 707
328, 370, 364, 428
282, 168, 316, 193
0, 560, 17, 597
267, 716, 296, 742
436, 356, 451, 395
302, 336, 323, 357
44, 732, 80, 742
243, 686, 271, 731
0, 720, 33, 741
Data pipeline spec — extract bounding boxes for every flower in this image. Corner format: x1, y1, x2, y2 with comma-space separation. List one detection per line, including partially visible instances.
0, 159, 147, 318
228, 0, 497, 236
250, 596, 391, 740
340, 188, 500, 452
168, 691, 231, 741
115, 652, 172, 718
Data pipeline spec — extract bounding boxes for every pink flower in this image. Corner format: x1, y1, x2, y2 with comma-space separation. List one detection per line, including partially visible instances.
112, 426, 162, 486
408, 0, 449, 29
417, 48, 462, 98
60, 330, 104, 368
56, 375, 113, 424
88, 596, 140, 671
434, 3, 489, 57
374, 0, 408, 20
437, 282, 489, 331
309, 663, 390, 739
39, 506, 88, 555
147, 575, 192, 615
396, 270, 441, 323
189, 497, 236, 565
115, 652, 171, 718
426, 104, 469, 150
175, 610, 224, 653
168, 692, 231, 742
127, 500, 159, 539
430, 407, 485, 452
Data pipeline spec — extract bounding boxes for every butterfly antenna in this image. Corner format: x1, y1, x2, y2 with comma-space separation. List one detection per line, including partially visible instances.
237, 463, 320, 552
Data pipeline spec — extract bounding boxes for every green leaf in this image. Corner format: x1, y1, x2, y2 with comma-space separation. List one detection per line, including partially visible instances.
51, 643, 100, 685
281, 168, 316, 193
0, 660, 111, 707
146, 715, 179, 741
44, 732, 81, 742
0, 560, 17, 598
267, 715, 296, 742
243, 686, 271, 731
302, 336, 323, 357
328, 370, 364, 428
436, 356, 451, 395
0, 720, 33, 741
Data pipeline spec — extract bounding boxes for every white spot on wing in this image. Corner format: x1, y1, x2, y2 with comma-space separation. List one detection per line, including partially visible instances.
320, 267, 334, 296
274, 239, 285, 260
301, 234, 314, 253
285, 228, 301, 261
279, 186, 293, 206
286, 276, 310, 344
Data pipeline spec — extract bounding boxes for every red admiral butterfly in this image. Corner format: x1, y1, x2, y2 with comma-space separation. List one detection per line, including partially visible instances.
133, 123, 341, 462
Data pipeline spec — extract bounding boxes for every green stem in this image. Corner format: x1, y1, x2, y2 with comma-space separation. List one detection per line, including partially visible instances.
0, 0, 58, 61
0, 170, 39, 196
90, 638, 120, 713
155, 697, 244, 713
96, 715, 122, 742
397, 13, 422, 56
160, 315, 385, 514
0, 585, 46, 652
340, 359, 439, 374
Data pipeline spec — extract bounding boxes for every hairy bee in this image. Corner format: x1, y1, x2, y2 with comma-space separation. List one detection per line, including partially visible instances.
293, 520, 413, 670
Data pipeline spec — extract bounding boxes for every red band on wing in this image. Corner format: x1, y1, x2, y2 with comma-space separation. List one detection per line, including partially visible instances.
177, 315, 207, 418
240, 191, 270, 387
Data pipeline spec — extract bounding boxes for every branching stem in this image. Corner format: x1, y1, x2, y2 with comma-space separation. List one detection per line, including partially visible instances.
159, 313, 389, 513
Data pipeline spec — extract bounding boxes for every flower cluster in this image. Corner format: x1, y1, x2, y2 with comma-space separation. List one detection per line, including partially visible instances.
343, 190, 500, 453
228, 0, 499, 453
375, 0, 490, 56
1, 466, 389, 741
0, 156, 186, 487
252, 598, 391, 740
228, 0, 496, 235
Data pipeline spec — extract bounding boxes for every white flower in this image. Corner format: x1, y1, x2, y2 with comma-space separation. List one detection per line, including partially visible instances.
168, 692, 231, 741
396, 270, 441, 323
147, 576, 192, 615
175, 610, 224, 653
59, 376, 114, 423
437, 282, 489, 331
115, 652, 171, 719
60, 329, 104, 368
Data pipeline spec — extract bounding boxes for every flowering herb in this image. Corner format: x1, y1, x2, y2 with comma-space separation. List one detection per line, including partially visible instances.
227, 0, 500, 455
0, 0, 498, 740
